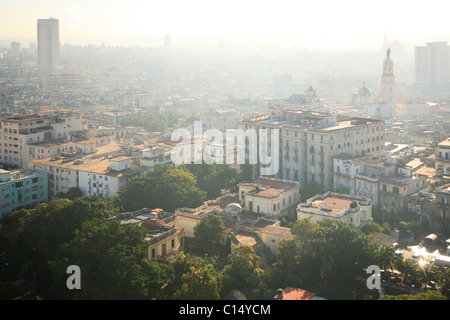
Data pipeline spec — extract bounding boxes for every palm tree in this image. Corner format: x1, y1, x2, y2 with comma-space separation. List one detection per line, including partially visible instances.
416, 263, 439, 290
317, 238, 335, 290
376, 245, 395, 274
394, 258, 418, 286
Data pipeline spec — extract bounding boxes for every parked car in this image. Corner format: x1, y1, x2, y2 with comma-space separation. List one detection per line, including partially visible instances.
411, 253, 422, 263
394, 250, 404, 259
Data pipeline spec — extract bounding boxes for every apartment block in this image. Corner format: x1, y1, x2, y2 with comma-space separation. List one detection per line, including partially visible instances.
241, 110, 385, 190
0, 109, 83, 168
0, 169, 48, 219
28, 142, 125, 198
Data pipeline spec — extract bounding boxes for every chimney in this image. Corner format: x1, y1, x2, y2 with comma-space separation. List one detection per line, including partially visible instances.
276, 288, 284, 300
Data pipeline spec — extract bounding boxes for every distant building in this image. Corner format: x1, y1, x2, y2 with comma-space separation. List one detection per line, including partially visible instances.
201, 108, 239, 132
0, 169, 48, 219
415, 42, 450, 88
273, 73, 293, 98
10, 42, 22, 56
37, 18, 60, 76
360, 49, 396, 119
297, 191, 372, 228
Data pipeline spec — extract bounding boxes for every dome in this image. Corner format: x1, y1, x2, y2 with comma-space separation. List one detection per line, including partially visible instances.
226, 203, 242, 212
141, 218, 167, 231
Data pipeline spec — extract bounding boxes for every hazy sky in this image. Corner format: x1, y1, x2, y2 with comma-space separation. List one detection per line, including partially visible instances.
0, 0, 449, 49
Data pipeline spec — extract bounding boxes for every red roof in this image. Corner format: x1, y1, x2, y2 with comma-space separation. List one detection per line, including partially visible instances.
274, 287, 316, 300
141, 218, 167, 231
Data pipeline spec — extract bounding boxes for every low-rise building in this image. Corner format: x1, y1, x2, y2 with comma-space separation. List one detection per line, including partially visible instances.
78, 156, 149, 197
258, 224, 293, 255
111, 208, 184, 262
297, 192, 372, 228
238, 177, 300, 218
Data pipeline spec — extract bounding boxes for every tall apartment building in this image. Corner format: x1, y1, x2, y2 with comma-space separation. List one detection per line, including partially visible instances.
0, 109, 83, 169
0, 169, 48, 219
415, 42, 450, 87
37, 18, 60, 76
241, 110, 386, 190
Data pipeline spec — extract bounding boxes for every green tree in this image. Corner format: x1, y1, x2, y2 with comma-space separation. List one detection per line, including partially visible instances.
379, 291, 447, 300
394, 258, 418, 286
173, 265, 221, 300
118, 164, 206, 212
194, 214, 225, 243
48, 218, 158, 299
375, 245, 395, 274
55, 187, 83, 200
301, 181, 325, 202
222, 244, 264, 297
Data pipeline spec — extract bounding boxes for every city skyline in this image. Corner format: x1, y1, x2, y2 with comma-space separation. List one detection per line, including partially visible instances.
0, 0, 449, 50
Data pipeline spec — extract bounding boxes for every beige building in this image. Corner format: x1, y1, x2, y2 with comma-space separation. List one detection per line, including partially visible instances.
78, 156, 149, 197
258, 224, 293, 255
378, 170, 428, 211
201, 108, 239, 132
240, 110, 385, 189
28, 142, 128, 198
0, 109, 83, 168
435, 138, 450, 180
281, 114, 385, 189
238, 177, 300, 218
297, 192, 372, 228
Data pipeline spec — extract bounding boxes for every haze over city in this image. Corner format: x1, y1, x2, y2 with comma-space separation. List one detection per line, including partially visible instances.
0, 0, 449, 305
1, 0, 449, 50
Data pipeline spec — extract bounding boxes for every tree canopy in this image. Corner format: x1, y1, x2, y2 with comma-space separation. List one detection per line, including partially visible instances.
118, 164, 206, 212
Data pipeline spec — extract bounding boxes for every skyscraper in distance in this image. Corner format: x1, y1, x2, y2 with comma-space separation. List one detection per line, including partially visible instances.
37, 18, 60, 76
415, 42, 450, 88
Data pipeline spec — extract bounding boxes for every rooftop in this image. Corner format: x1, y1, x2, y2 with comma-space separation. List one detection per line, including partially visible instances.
239, 177, 299, 198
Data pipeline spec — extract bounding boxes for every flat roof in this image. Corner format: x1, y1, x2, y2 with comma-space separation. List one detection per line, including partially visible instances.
239, 178, 298, 198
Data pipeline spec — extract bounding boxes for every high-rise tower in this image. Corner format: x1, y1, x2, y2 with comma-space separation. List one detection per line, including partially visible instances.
37, 18, 60, 76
